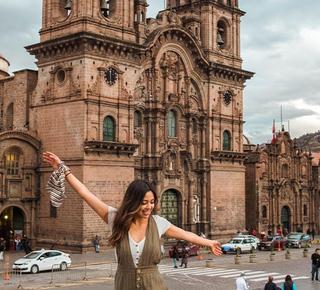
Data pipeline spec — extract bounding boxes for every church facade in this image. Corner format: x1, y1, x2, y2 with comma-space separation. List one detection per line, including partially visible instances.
0, 0, 254, 252
245, 130, 319, 235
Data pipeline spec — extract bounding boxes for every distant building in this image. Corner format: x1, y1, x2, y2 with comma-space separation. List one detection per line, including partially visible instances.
0, 0, 253, 251
245, 129, 318, 234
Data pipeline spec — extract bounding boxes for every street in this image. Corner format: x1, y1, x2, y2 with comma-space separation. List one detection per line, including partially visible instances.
1, 244, 320, 289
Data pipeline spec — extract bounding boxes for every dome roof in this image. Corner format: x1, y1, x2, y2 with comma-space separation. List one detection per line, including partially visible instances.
183, 12, 201, 24
243, 135, 251, 145
0, 54, 10, 78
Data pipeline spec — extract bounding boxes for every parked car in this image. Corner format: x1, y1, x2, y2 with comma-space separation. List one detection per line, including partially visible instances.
258, 236, 287, 250
13, 250, 71, 274
241, 235, 260, 244
221, 237, 258, 254
286, 233, 311, 248
168, 240, 199, 257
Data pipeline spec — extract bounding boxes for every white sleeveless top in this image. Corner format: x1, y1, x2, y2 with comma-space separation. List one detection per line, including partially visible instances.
108, 206, 171, 267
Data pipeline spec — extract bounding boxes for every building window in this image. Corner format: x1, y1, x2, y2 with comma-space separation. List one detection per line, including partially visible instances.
6, 103, 13, 130
223, 130, 231, 151
303, 204, 307, 216
262, 206, 267, 218
50, 203, 57, 218
103, 116, 115, 141
191, 118, 197, 134
282, 164, 289, 178
168, 110, 176, 137
6, 148, 20, 175
134, 111, 142, 127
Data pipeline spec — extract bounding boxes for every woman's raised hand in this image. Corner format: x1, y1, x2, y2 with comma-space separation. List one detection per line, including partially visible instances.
209, 240, 222, 256
42, 152, 61, 170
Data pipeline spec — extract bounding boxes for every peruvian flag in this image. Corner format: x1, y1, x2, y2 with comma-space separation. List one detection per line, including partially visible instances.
272, 119, 276, 143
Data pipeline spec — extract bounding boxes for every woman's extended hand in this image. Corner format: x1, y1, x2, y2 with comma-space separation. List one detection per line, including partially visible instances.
43, 152, 61, 170
209, 240, 222, 256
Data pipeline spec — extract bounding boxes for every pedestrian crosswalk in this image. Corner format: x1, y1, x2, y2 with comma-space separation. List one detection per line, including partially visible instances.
85, 263, 309, 284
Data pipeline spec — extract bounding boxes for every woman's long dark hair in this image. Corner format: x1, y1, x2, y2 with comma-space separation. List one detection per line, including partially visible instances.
108, 180, 157, 247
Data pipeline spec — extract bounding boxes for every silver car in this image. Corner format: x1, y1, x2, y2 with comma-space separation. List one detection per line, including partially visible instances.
286, 233, 311, 248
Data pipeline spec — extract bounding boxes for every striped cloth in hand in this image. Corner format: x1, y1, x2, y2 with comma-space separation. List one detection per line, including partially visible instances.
46, 161, 70, 208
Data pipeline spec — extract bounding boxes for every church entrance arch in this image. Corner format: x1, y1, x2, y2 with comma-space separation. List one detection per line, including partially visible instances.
0, 207, 24, 251
161, 189, 180, 227
281, 206, 290, 232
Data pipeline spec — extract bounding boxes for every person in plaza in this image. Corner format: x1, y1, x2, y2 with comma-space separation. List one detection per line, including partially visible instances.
14, 236, 21, 252
237, 230, 242, 237
247, 228, 252, 235
93, 235, 100, 253
281, 275, 297, 290
264, 276, 279, 290
283, 228, 288, 238
171, 245, 179, 268
21, 234, 29, 254
43, 151, 221, 290
252, 229, 257, 236
0, 237, 5, 261
180, 244, 188, 268
236, 272, 249, 290
267, 227, 272, 237
312, 228, 316, 240
297, 227, 302, 233
277, 226, 282, 236
307, 228, 311, 235
311, 248, 320, 281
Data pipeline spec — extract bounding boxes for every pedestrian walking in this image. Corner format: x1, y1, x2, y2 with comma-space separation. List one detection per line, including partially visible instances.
180, 245, 188, 268
0, 237, 5, 261
171, 245, 179, 268
21, 234, 29, 254
261, 231, 266, 240
14, 236, 21, 252
43, 152, 222, 290
312, 229, 316, 241
264, 276, 279, 290
281, 274, 297, 290
236, 272, 249, 290
93, 235, 100, 253
311, 248, 320, 281
268, 227, 272, 237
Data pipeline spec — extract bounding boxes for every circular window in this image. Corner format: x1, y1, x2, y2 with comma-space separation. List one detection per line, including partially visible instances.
57, 70, 66, 83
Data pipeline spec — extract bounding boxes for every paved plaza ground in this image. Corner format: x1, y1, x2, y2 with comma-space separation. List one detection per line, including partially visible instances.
1, 240, 320, 289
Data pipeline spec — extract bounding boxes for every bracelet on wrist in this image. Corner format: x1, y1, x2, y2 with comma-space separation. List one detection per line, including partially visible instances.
65, 171, 71, 177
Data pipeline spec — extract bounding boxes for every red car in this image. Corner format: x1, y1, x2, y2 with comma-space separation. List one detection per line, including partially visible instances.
258, 236, 287, 251
169, 240, 200, 257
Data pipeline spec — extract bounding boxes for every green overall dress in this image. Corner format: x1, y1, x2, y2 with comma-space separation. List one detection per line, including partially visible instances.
114, 216, 168, 290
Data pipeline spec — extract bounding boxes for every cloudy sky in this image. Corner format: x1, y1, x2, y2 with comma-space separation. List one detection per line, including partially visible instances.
1, 0, 319, 145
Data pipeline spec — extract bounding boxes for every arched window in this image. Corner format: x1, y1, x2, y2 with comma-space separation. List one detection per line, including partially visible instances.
191, 118, 197, 134
217, 20, 228, 49
134, 111, 142, 127
227, 0, 231, 6
103, 116, 115, 141
262, 206, 267, 218
282, 164, 289, 178
6, 148, 20, 175
6, 102, 13, 130
223, 130, 231, 151
304, 204, 307, 216
168, 110, 176, 137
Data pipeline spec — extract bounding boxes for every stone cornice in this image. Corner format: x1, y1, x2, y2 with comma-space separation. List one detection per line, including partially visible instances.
211, 150, 246, 162
26, 32, 145, 63
84, 141, 139, 155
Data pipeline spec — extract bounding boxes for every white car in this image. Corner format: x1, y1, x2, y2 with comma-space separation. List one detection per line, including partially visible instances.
221, 237, 258, 254
241, 235, 260, 244
13, 250, 71, 274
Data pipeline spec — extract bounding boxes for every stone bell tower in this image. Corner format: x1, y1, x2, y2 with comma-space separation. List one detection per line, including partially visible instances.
26, 0, 144, 252
40, 0, 137, 42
